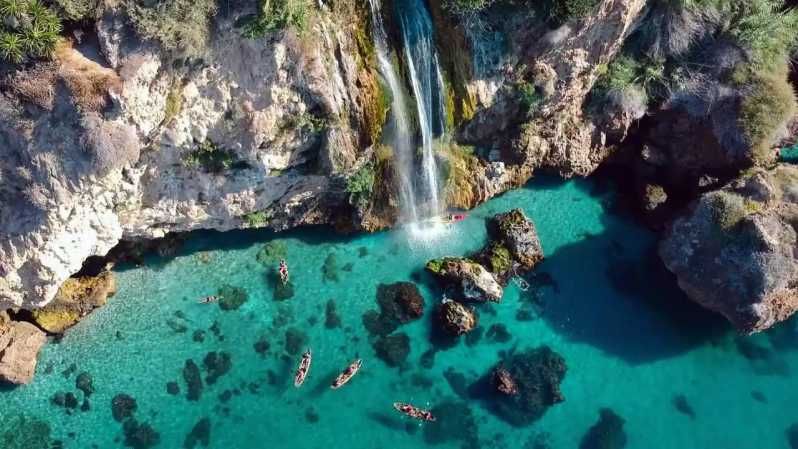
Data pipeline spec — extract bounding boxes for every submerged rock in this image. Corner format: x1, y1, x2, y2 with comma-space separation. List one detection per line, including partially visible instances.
672, 394, 696, 419
787, 423, 798, 449
322, 253, 339, 282
184, 417, 211, 449
477, 346, 567, 427
325, 299, 342, 329
425, 257, 503, 302
0, 319, 47, 385
363, 283, 425, 336
436, 300, 478, 336
422, 400, 479, 448
123, 418, 161, 449
486, 324, 512, 343
166, 382, 180, 396
217, 285, 248, 311
579, 408, 627, 449
0, 414, 55, 449
183, 360, 203, 401
256, 241, 288, 266
284, 328, 308, 356
75, 372, 94, 397
111, 394, 137, 422
202, 351, 232, 385
660, 165, 798, 333
31, 271, 116, 333
373, 333, 410, 367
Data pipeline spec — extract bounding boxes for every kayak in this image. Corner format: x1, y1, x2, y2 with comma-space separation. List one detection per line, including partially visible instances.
330, 359, 362, 389
294, 349, 312, 387
393, 402, 436, 422
198, 295, 218, 304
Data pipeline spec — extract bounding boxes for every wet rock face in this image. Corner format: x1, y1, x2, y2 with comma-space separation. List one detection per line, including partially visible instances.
579, 408, 627, 449
426, 258, 503, 302
0, 320, 47, 385
480, 346, 567, 427
436, 300, 478, 336
660, 165, 798, 333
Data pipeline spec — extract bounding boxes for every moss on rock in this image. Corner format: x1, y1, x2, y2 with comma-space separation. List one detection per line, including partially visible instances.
33, 271, 116, 334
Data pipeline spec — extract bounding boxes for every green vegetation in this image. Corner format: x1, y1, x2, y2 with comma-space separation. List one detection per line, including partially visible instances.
441, 142, 479, 209
724, 0, 798, 71
182, 140, 246, 174
734, 64, 797, 161
442, 0, 496, 15
345, 163, 376, 209
163, 81, 184, 126
707, 191, 750, 231
53, 0, 97, 21
243, 0, 311, 38
517, 81, 543, 115
484, 242, 512, 274
542, 0, 600, 25
243, 211, 270, 228
125, 0, 217, 56
0, 0, 62, 63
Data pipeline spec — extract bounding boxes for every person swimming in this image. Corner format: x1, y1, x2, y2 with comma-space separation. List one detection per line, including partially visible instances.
278, 259, 289, 285
198, 295, 218, 304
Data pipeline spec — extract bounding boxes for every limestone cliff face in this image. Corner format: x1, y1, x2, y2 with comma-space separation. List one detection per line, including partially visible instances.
1, 0, 647, 309
660, 165, 798, 333
437, 0, 647, 208
0, 3, 379, 309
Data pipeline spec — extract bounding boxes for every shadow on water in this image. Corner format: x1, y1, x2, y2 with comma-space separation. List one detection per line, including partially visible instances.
530, 178, 732, 365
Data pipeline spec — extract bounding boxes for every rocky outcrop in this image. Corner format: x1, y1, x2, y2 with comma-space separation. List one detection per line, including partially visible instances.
660, 165, 798, 333
0, 1, 381, 309
363, 282, 425, 336
436, 299, 478, 336
476, 209, 544, 283
31, 271, 116, 333
426, 257, 503, 302
0, 314, 47, 384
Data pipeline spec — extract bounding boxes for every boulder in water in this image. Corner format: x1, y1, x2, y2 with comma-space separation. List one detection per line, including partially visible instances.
284, 328, 308, 355
0, 320, 47, 385
579, 408, 627, 449
425, 257, 503, 302
487, 209, 544, 270
477, 346, 567, 427
202, 352, 232, 385
436, 300, 478, 336
76, 372, 94, 397
363, 283, 425, 336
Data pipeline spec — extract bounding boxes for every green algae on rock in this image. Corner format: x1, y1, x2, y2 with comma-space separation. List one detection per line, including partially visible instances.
32, 271, 116, 334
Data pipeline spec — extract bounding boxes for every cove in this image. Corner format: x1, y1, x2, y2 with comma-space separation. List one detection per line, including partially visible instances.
2, 176, 797, 449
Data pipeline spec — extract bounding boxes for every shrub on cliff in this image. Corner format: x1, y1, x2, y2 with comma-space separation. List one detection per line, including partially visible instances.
53, 0, 98, 21
124, 0, 217, 56
345, 163, 375, 209
0, 0, 62, 63
243, 0, 310, 38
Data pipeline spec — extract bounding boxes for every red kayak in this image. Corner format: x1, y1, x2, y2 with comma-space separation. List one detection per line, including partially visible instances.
449, 213, 467, 222
393, 402, 436, 422
294, 349, 312, 387
331, 359, 362, 389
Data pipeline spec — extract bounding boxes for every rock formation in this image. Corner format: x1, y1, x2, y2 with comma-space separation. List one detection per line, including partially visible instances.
0, 313, 47, 384
426, 257, 503, 302
477, 208, 544, 283
31, 271, 116, 333
660, 165, 798, 333
436, 299, 478, 336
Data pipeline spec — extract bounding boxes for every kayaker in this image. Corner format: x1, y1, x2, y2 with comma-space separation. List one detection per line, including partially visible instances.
278, 259, 289, 284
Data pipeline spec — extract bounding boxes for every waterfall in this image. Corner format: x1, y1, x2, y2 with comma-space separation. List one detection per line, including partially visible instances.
367, 0, 446, 227
368, 0, 420, 224
396, 0, 447, 219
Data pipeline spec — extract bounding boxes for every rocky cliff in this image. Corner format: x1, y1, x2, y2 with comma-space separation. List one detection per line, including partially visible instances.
0, 0, 648, 310
660, 164, 798, 334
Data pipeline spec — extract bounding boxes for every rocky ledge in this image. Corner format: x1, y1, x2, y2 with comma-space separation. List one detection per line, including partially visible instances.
660, 164, 798, 333
0, 312, 47, 385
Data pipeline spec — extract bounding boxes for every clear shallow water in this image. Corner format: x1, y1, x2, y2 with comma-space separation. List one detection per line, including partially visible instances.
3, 176, 798, 449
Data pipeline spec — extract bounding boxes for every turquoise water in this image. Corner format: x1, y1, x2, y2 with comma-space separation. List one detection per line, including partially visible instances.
3, 176, 798, 449
782, 144, 798, 163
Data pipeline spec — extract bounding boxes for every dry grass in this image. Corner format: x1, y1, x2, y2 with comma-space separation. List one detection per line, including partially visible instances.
55, 41, 122, 112
4, 61, 59, 110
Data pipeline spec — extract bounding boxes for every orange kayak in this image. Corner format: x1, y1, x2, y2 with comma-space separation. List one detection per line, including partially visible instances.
294, 349, 312, 387
331, 359, 362, 389
393, 402, 436, 422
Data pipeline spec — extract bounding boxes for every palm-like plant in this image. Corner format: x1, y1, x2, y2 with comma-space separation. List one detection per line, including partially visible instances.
0, 31, 24, 62
0, 0, 26, 18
